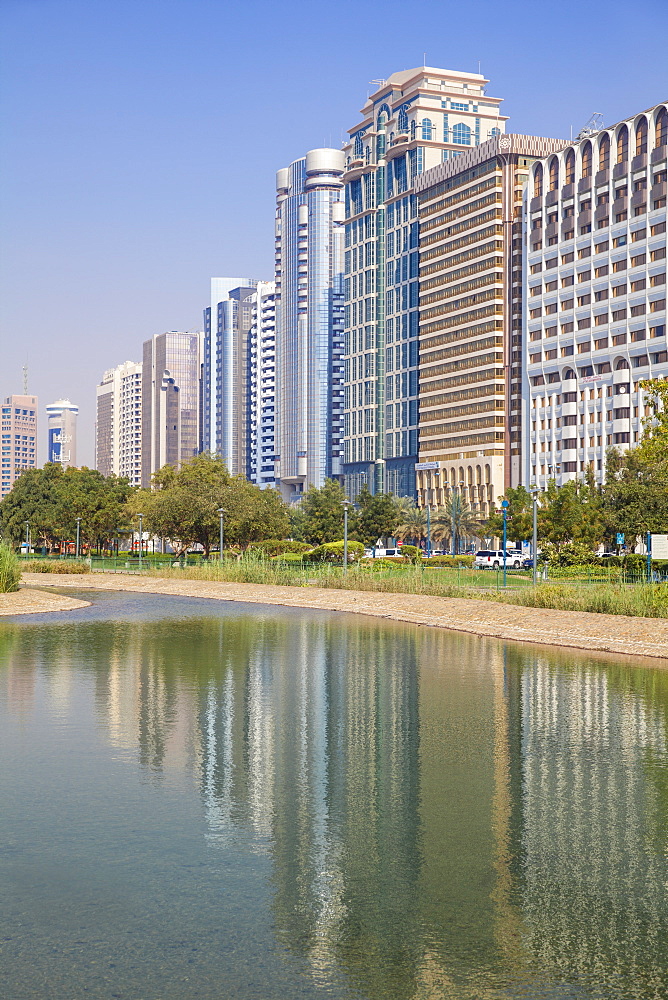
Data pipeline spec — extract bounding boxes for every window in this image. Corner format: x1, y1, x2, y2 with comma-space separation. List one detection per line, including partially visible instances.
656, 107, 668, 148
452, 122, 471, 145
631, 229, 646, 243
533, 163, 543, 198
565, 148, 575, 184
549, 157, 559, 191
617, 125, 628, 164
594, 240, 609, 254
651, 273, 666, 286
398, 107, 408, 133
582, 141, 592, 178
635, 116, 648, 156
598, 133, 610, 171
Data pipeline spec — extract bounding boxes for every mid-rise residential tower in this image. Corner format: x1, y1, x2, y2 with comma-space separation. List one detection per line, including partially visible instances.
523, 103, 667, 488
247, 281, 277, 487
1, 394, 38, 498
341, 67, 507, 499
275, 149, 345, 501
96, 361, 143, 485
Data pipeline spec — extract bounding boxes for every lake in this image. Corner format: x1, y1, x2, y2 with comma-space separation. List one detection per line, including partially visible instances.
1, 590, 668, 999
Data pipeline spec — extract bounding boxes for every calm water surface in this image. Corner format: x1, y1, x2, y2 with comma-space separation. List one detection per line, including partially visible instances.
1, 590, 668, 999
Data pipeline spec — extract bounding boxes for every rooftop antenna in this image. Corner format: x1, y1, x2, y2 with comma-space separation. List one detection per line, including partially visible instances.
23, 364, 28, 394
370, 78, 386, 89
423, 52, 427, 66
575, 112, 604, 141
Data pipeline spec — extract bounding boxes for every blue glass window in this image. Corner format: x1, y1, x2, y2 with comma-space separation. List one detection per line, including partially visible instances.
354, 133, 364, 158
398, 107, 408, 132
421, 118, 433, 141
453, 122, 472, 145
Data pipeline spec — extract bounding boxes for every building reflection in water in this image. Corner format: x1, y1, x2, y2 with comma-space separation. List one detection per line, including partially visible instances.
2, 610, 668, 998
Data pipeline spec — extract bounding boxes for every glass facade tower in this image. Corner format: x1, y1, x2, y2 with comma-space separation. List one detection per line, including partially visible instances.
275, 149, 345, 501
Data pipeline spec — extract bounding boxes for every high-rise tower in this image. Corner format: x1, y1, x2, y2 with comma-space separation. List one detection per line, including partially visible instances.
1, 394, 38, 497
46, 398, 78, 468
274, 149, 346, 502
341, 67, 506, 498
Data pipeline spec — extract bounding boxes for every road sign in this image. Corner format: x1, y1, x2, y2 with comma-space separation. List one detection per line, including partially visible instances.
616, 533, 625, 545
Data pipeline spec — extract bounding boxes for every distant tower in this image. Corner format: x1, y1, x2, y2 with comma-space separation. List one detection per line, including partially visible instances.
1, 394, 38, 497
46, 399, 78, 468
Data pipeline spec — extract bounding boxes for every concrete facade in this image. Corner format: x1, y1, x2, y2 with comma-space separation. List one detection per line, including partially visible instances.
96, 361, 143, 485
1, 394, 38, 498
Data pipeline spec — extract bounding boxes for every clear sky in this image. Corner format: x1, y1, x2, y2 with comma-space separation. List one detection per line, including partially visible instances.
1, 0, 667, 465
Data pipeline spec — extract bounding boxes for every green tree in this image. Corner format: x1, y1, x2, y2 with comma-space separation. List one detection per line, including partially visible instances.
300, 479, 355, 545
128, 454, 289, 556
395, 503, 427, 546
354, 485, 400, 548
432, 495, 484, 552
485, 486, 534, 545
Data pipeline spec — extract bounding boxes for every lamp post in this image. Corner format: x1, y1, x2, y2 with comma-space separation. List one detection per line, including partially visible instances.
76, 517, 81, 560
341, 499, 352, 574
217, 508, 225, 563
530, 487, 539, 586
501, 500, 509, 587
137, 513, 143, 571
24, 520, 29, 555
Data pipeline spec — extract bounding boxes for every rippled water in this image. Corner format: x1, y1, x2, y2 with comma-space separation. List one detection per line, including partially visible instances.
2, 590, 668, 999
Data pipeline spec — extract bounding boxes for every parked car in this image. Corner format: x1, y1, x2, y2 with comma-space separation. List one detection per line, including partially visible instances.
474, 549, 523, 570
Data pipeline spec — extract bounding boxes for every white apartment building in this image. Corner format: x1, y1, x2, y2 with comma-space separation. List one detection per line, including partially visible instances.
96, 361, 142, 486
46, 398, 78, 468
247, 281, 277, 488
524, 103, 667, 487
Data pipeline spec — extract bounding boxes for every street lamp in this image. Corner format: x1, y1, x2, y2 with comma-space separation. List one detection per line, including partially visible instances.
137, 513, 143, 571
530, 486, 539, 586
341, 498, 352, 574
217, 508, 225, 563
24, 520, 29, 555
501, 500, 509, 588
76, 517, 81, 560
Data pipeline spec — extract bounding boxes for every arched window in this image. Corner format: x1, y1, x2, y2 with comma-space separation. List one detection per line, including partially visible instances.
365, 145, 370, 164
581, 141, 592, 178
533, 163, 543, 198
564, 148, 575, 184
548, 157, 559, 191
376, 111, 387, 131
656, 107, 668, 148
476, 465, 482, 484
410, 119, 416, 140
617, 125, 628, 164
598, 133, 610, 171
421, 118, 433, 141
354, 133, 363, 158
452, 122, 471, 145
615, 358, 630, 370
484, 464, 491, 484
635, 117, 648, 156
398, 107, 408, 133
563, 368, 576, 380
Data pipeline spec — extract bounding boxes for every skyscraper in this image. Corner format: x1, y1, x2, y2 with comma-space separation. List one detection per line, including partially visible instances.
414, 134, 565, 515
202, 277, 260, 474
46, 398, 78, 468
141, 331, 202, 486
274, 148, 345, 502
341, 67, 507, 499
523, 102, 667, 488
96, 361, 143, 485
1, 394, 38, 498
247, 281, 277, 487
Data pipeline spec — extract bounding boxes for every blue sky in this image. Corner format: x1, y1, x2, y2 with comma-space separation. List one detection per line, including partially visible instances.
1, 0, 667, 464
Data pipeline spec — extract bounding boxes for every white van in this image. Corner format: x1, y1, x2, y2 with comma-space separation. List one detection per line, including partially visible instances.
474, 549, 523, 570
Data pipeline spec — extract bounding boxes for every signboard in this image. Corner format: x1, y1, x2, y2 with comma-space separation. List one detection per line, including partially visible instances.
616, 533, 625, 545
415, 462, 439, 471
651, 534, 668, 559
581, 374, 603, 383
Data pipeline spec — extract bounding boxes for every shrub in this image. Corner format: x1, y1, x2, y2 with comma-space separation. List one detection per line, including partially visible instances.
27, 560, 90, 574
270, 552, 306, 563
0, 543, 21, 592
598, 554, 622, 566
305, 540, 365, 563
401, 544, 422, 563
426, 554, 474, 568
247, 539, 312, 556
360, 557, 403, 569
624, 553, 647, 574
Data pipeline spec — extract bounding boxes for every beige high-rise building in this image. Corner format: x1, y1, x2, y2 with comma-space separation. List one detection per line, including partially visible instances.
414, 134, 565, 515
141, 332, 202, 486
96, 361, 142, 485
1, 394, 38, 498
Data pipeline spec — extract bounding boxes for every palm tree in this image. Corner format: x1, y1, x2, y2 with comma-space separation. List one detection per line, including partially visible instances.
431, 495, 484, 554
394, 503, 427, 546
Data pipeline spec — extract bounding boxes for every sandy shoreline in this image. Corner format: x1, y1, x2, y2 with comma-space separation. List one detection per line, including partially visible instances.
4, 571, 663, 662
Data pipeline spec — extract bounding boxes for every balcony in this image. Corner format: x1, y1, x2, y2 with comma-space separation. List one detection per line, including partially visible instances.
613, 161, 628, 180
578, 176, 592, 194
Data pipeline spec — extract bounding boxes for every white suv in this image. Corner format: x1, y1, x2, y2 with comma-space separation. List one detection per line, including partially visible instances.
474, 549, 523, 570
